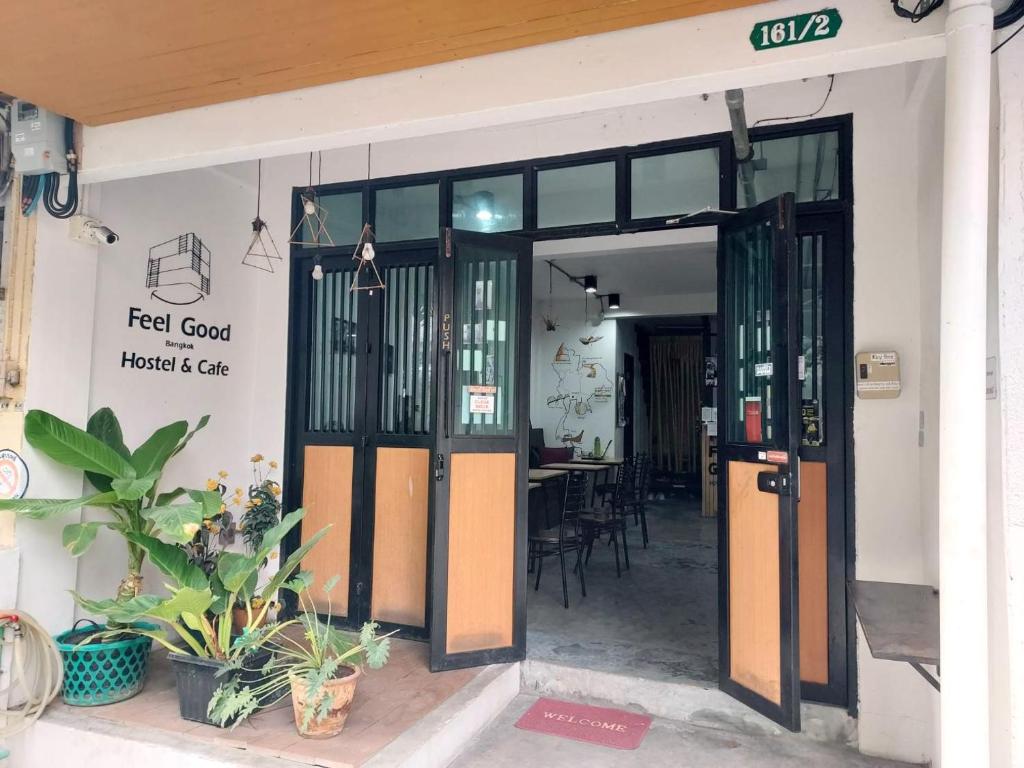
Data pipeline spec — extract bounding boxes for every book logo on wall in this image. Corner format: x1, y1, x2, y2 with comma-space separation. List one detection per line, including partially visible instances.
147, 233, 212, 305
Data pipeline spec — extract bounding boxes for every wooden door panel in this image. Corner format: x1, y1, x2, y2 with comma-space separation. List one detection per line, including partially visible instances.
445, 452, 516, 654
371, 447, 430, 628
301, 445, 354, 616
798, 461, 828, 685
728, 460, 782, 705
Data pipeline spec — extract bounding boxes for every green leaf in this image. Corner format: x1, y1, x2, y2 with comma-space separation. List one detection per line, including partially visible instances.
62, 521, 110, 556
146, 586, 214, 629
282, 571, 314, 594
85, 408, 130, 492
111, 472, 158, 501
187, 489, 224, 520
0, 491, 117, 519
217, 551, 257, 595
253, 509, 306, 565
209, 571, 230, 615
155, 487, 188, 506
141, 502, 204, 544
73, 592, 162, 624
171, 415, 210, 458
25, 410, 136, 481
131, 420, 188, 478
125, 532, 207, 590
323, 574, 340, 595
261, 524, 331, 602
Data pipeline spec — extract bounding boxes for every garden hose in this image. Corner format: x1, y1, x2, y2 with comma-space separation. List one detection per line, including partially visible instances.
0, 612, 64, 748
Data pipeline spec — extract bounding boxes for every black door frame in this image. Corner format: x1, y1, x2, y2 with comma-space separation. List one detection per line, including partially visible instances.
282, 114, 856, 713
429, 228, 534, 671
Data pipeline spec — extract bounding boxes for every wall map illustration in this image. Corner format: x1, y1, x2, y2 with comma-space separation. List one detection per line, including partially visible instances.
547, 339, 614, 446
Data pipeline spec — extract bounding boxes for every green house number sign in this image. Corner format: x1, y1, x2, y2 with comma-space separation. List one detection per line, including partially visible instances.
750, 9, 842, 51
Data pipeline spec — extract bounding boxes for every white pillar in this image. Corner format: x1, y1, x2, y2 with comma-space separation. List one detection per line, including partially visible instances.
939, 1, 993, 765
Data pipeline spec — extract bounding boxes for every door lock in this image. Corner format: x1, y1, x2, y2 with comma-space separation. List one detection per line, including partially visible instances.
757, 471, 791, 496
435, 453, 445, 482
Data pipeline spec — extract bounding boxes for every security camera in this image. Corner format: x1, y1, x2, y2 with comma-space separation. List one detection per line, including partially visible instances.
69, 215, 119, 245
88, 224, 119, 244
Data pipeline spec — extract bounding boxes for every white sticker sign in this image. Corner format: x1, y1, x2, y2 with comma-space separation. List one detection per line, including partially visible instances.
0, 449, 30, 500
755, 362, 774, 378
468, 384, 497, 415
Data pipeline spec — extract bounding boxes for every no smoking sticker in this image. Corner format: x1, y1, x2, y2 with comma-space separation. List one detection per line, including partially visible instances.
0, 449, 29, 500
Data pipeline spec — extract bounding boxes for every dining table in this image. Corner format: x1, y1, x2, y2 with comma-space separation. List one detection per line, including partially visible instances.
541, 462, 612, 506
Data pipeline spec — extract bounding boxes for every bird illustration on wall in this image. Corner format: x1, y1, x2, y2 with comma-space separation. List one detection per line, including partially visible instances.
542, 314, 559, 332
579, 335, 604, 346
560, 430, 585, 445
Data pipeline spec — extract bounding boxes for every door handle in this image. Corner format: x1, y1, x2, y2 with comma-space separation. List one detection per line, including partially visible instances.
435, 452, 445, 482
757, 470, 790, 496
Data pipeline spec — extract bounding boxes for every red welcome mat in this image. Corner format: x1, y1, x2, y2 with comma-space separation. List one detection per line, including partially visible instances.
514, 697, 653, 750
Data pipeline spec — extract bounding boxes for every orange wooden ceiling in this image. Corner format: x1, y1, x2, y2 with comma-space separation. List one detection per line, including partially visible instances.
1, 1, 769, 126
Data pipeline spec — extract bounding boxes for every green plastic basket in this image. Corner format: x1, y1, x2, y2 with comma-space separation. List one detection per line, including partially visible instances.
54, 621, 157, 707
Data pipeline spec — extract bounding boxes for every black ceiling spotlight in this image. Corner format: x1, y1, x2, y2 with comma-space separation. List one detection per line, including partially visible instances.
607, 293, 621, 310
584, 275, 598, 294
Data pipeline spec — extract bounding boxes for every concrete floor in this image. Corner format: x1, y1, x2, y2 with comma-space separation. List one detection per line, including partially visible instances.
527, 496, 719, 683
451, 694, 918, 768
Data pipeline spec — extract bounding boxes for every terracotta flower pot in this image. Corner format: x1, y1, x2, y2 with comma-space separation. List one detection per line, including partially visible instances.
232, 604, 268, 634
289, 665, 361, 738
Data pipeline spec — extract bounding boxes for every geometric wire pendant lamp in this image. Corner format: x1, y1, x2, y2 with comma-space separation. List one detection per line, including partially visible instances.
288, 152, 335, 249
350, 223, 385, 294
242, 159, 283, 273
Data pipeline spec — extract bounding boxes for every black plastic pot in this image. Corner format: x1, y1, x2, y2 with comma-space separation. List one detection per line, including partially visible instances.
168, 649, 272, 726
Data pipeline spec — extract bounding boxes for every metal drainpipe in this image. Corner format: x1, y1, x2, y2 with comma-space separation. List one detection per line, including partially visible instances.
939, 1, 993, 765
725, 89, 757, 207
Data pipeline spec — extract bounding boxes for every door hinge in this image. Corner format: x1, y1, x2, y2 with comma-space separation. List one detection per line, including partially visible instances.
356, 581, 364, 595
435, 452, 445, 482
757, 470, 791, 496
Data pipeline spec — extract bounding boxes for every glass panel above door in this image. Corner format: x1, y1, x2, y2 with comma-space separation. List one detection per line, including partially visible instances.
299, 191, 363, 248
452, 175, 524, 233
536, 161, 615, 228
375, 183, 440, 241
307, 267, 359, 433
453, 244, 518, 436
630, 148, 720, 219
737, 131, 839, 208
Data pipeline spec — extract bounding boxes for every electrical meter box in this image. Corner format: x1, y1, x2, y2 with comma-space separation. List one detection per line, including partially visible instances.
11, 101, 67, 175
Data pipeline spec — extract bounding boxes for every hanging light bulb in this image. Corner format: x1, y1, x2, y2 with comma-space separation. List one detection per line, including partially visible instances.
312, 263, 324, 281
362, 242, 375, 261
584, 275, 598, 294
302, 196, 316, 216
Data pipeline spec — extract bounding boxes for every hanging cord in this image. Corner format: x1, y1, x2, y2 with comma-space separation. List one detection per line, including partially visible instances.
752, 75, 835, 127
0, 612, 64, 741
890, 0, 944, 22
42, 117, 79, 219
256, 158, 263, 220
993, 21, 1024, 53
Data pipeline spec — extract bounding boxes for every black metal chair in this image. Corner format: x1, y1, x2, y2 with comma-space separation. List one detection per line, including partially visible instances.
594, 456, 634, 506
622, 452, 651, 548
579, 461, 633, 577
529, 472, 587, 608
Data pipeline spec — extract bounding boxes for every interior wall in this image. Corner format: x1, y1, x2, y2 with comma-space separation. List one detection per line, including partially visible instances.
530, 296, 617, 456
10, 62, 947, 764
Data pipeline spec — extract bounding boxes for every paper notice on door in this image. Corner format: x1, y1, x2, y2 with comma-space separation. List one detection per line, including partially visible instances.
468, 384, 497, 414
755, 362, 773, 378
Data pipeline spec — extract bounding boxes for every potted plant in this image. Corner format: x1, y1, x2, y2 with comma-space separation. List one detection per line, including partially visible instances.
207, 577, 394, 737
0, 408, 217, 706
75, 509, 330, 726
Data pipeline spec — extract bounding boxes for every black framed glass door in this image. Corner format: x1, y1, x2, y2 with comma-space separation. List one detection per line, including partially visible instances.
717, 193, 802, 731
430, 228, 532, 671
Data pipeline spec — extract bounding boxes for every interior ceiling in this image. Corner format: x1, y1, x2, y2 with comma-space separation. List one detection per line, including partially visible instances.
534, 241, 717, 306
1, 1, 769, 126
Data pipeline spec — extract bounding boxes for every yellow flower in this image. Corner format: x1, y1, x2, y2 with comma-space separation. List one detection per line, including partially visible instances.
219, 503, 227, 514
218, 470, 228, 479
269, 460, 278, 470
183, 523, 200, 537
206, 479, 219, 491
250, 453, 264, 463
269, 551, 279, 561
234, 487, 243, 496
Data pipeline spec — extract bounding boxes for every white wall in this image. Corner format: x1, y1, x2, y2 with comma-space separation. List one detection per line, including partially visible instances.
530, 296, 617, 457
12, 63, 951, 764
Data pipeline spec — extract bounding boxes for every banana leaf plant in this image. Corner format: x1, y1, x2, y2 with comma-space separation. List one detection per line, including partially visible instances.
73, 509, 329, 660
0, 408, 218, 603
